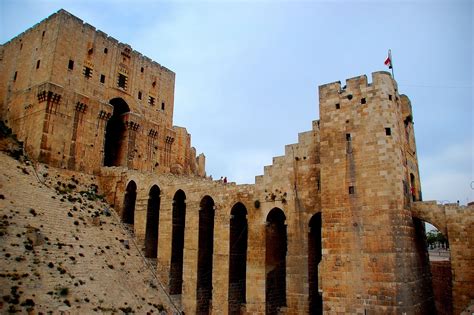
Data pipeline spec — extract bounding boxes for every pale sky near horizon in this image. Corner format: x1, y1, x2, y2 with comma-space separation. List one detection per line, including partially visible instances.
1, 0, 472, 205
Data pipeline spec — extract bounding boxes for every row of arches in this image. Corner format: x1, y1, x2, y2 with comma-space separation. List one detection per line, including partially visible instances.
121, 180, 322, 315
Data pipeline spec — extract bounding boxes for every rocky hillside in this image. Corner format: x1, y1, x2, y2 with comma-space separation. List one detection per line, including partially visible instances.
0, 133, 177, 314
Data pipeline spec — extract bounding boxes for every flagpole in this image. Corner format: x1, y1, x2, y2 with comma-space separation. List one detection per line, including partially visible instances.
389, 49, 395, 79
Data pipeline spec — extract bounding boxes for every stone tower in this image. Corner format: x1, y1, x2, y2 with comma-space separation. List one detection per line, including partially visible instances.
318, 72, 433, 313
0, 9, 204, 176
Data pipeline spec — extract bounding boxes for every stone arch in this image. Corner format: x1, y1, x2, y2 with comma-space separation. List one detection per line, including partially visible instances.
308, 212, 322, 314
196, 195, 215, 314
411, 202, 453, 314
104, 97, 130, 166
122, 180, 137, 225
228, 202, 248, 315
144, 185, 160, 258
411, 201, 447, 235
265, 207, 287, 315
169, 189, 186, 295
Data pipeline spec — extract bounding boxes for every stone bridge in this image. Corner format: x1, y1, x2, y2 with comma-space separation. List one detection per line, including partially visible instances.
412, 201, 474, 314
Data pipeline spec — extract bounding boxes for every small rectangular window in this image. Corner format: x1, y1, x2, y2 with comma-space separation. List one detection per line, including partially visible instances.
13, 71, 18, 82
83, 66, 92, 78
141, 67, 144, 73
161, 102, 165, 110
100, 74, 105, 83
104, 48, 108, 54
335, 103, 340, 109
346, 133, 351, 141
36, 60, 41, 69
138, 91, 142, 100
118, 73, 127, 89
388, 94, 392, 101
149, 96, 155, 106
68, 60, 74, 70
385, 128, 392, 136
349, 186, 355, 194
361, 98, 366, 104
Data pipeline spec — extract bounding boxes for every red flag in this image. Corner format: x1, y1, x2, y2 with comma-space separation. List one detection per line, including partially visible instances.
384, 50, 392, 69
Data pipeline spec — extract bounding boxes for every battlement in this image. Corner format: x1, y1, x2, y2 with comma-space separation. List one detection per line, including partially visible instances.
318, 71, 397, 97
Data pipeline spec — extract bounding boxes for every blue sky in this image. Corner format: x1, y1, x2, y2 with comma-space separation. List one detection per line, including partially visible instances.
1, 0, 472, 205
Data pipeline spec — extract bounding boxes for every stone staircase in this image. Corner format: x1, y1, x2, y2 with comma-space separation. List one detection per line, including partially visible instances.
0, 151, 180, 314
255, 120, 320, 186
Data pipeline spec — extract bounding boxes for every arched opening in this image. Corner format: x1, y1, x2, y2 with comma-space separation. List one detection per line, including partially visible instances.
228, 202, 248, 314
196, 196, 215, 314
423, 220, 452, 315
122, 180, 137, 225
265, 208, 287, 315
169, 189, 186, 295
104, 98, 130, 166
308, 213, 322, 314
144, 185, 160, 258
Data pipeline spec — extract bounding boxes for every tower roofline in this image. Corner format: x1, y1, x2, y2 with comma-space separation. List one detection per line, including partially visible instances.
1, 9, 175, 76
318, 71, 397, 96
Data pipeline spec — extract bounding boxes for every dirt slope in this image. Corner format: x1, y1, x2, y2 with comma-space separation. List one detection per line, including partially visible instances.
0, 151, 177, 314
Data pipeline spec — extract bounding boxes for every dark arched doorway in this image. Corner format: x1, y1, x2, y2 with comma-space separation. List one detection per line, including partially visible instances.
196, 196, 215, 315
104, 98, 130, 166
122, 180, 137, 225
144, 185, 160, 258
169, 189, 186, 295
228, 202, 248, 314
308, 213, 322, 314
265, 208, 287, 315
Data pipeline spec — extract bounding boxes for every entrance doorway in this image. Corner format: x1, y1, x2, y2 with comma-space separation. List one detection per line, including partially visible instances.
104, 98, 130, 166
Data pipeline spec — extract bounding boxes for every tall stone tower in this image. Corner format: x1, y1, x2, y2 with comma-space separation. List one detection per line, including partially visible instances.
0, 9, 205, 177
318, 72, 433, 313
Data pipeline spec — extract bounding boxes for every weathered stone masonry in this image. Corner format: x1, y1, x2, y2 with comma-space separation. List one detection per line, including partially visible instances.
0, 9, 205, 176
1, 9, 473, 315
99, 73, 473, 315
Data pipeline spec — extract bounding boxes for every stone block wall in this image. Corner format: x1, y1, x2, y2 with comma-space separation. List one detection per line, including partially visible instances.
2, 9, 472, 313
431, 260, 453, 315
0, 9, 204, 177
318, 72, 434, 314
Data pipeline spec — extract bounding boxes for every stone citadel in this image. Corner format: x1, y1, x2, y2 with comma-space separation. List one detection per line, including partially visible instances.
0, 9, 472, 315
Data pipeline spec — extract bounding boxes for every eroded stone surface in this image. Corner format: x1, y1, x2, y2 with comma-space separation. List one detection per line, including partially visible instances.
1, 9, 473, 315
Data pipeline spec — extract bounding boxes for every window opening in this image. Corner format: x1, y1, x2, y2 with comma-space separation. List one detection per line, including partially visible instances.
349, 186, 355, 194
118, 73, 127, 89
83, 66, 92, 78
